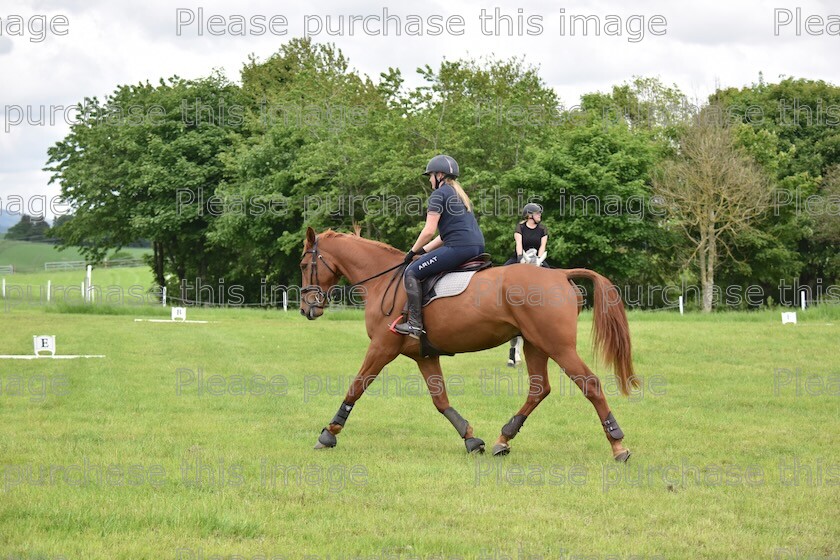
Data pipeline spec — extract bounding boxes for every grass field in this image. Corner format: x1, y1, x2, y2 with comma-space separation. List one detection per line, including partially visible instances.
0, 297, 837, 559
0, 239, 151, 273
2, 266, 156, 307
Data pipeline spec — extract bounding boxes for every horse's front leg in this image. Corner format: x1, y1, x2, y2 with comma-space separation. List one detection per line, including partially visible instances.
415, 357, 485, 454
314, 341, 399, 449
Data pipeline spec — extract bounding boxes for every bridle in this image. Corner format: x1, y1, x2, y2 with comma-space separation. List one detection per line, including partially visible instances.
301, 236, 408, 316
301, 237, 341, 309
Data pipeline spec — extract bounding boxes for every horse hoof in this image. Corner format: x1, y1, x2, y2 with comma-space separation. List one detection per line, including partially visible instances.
314, 428, 337, 449
465, 437, 485, 454
614, 450, 631, 462
492, 443, 510, 456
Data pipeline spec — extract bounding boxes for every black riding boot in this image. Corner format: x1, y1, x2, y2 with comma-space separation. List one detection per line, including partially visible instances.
393, 275, 424, 339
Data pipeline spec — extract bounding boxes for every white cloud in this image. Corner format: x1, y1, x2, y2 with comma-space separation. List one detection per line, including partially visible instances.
1, 0, 839, 219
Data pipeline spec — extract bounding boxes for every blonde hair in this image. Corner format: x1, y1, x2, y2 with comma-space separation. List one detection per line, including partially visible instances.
445, 178, 473, 212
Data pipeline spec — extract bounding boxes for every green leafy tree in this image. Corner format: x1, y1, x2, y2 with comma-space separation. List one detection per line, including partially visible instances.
211, 39, 393, 293
46, 73, 245, 294
502, 113, 671, 292
714, 76, 840, 289
6, 214, 50, 241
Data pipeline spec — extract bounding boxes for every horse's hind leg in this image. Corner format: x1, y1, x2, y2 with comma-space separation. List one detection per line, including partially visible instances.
552, 348, 631, 462
492, 339, 551, 456
416, 357, 485, 454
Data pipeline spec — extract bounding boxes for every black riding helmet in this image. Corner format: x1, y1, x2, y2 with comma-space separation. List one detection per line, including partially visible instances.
424, 155, 460, 178
522, 202, 543, 218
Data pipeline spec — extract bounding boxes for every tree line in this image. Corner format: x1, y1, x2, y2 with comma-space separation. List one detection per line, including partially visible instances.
45, 38, 840, 311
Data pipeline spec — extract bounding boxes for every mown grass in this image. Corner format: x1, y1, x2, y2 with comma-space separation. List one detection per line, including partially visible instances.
0, 239, 150, 273
0, 303, 837, 559
1, 266, 156, 310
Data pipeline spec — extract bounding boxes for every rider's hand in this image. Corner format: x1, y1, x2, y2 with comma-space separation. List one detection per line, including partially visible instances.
404, 247, 427, 265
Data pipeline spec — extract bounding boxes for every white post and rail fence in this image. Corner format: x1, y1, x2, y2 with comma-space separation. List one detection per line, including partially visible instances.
0, 267, 826, 317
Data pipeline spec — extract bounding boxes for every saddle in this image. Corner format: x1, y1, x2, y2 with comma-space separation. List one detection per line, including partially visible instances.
420, 253, 493, 306
391, 253, 493, 358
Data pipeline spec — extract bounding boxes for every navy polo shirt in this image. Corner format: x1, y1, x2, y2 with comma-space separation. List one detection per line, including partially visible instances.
427, 183, 485, 248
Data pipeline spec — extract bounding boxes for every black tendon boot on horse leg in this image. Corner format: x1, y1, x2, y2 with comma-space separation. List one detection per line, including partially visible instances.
443, 407, 485, 454
416, 357, 485, 454
314, 401, 354, 449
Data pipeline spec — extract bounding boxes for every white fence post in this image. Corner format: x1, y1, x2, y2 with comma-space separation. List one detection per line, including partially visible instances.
85, 265, 92, 303
800, 288, 806, 311
47, 280, 51, 303
678, 295, 684, 316
162, 287, 167, 306
283, 290, 288, 312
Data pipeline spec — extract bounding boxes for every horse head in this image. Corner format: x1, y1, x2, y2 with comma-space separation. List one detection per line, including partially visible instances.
299, 227, 343, 320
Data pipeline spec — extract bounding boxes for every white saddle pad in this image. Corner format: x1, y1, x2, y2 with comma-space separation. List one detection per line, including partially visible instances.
425, 271, 477, 306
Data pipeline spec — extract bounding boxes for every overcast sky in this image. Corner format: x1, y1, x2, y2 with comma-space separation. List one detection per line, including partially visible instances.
0, 0, 837, 223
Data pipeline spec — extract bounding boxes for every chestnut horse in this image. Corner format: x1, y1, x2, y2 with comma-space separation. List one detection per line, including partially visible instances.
300, 227, 638, 461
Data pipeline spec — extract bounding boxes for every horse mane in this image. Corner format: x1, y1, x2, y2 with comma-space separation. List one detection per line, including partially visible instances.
317, 229, 404, 257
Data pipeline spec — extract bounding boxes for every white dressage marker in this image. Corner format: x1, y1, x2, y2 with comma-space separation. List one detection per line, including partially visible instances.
781, 312, 797, 325
34, 335, 56, 356
133, 319, 211, 323
133, 306, 214, 323
0, 335, 105, 359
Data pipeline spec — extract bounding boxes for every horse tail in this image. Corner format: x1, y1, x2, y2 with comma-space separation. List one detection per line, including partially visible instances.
563, 268, 638, 396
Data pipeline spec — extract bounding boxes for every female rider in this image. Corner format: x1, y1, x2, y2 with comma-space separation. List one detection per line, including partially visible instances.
392, 155, 485, 338
504, 202, 548, 365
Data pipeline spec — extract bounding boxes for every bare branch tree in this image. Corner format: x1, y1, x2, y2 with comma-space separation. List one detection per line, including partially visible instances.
653, 105, 773, 312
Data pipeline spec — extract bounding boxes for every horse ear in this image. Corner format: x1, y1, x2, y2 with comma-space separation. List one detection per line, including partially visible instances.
306, 226, 317, 247
352, 222, 362, 237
